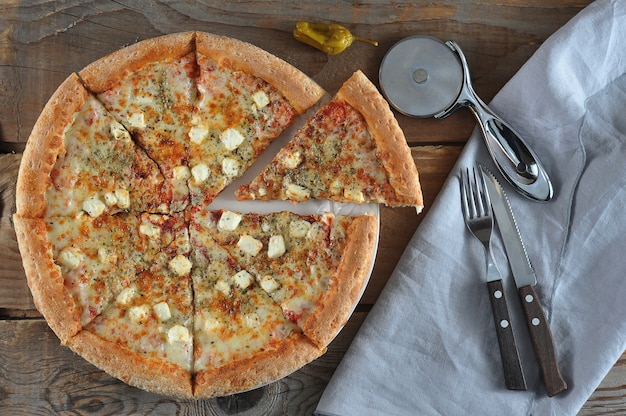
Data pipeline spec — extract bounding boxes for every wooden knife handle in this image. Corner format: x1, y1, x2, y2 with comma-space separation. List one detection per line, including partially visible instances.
518, 285, 568, 396
487, 279, 527, 390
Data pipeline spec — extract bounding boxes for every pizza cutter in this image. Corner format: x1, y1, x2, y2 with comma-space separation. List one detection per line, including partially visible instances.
379, 36, 553, 202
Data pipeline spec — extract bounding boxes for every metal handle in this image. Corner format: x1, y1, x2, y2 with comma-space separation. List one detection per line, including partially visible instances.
487, 279, 527, 390
518, 285, 568, 396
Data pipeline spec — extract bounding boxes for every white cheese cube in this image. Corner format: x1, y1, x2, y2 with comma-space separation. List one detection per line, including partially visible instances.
128, 112, 146, 129
104, 192, 118, 207
110, 122, 131, 141
139, 222, 161, 239
153, 302, 172, 322
220, 128, 245, 151
201, 312, 221, 332
82, 196, 106, 217
259, 275, 280, 294
258, 187, 267, 196
330, 179, 342, 195
282, 151, 302, 169
167, 325, 190, 344
59, 248, 83, 269
115, 189, 130, 209
268, 235, 286, 259
215, 279, 231, 296
233, 270, 254, 289
188, 125, 208, 144
252, 91, 270, 109
128, 305, 150, 323
218, 211, 242, 231
221, 157, 239, 177
285, 183, 311, 201
243, 312, 261, 328
116, 287, 136, 305
191, 163, 210, 183
344, 188, 365, 204
173, 165, 191, 180
237, 235, 263, 257
289, 220, 311, 239
169, 255, 192, 276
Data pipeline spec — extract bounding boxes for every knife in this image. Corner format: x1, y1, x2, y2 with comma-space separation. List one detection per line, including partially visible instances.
480, 165, 567, 397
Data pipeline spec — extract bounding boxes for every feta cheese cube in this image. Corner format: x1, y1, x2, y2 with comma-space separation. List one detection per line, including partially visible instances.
220, 128, 245, 151
110, 122, 131, 141
82, 196, 106, 217
285, 183, 310, 201
139, 222, 161, 239
173, 165, 191, 180
259, 275, 280, 293
268, 235, 286, 259
104, 192, 118, 207
344, 188, 365, 203
252, 91, 270, 109
115, 189, 130, 209
116, 287, 136, 305
243, 312, 261, 328
188, 125, 208, 144
191, 163, 210, 183
215, 279, 231, 296
218, 211, 242, 231
128, 112, 146, 129
169, 255, 192, 276
153, 302, 171, 322
233, 270, 254, 289
237, 235, 263, 257
59, 248, 83, 269
282, 151, 302, 169
167, 325, 190, 344
128, 305, 150, 323
221, 157, 239, 177
289, 220, 311, 238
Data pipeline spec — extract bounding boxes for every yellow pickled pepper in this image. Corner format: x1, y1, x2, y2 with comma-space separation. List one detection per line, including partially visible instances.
293, 22, 378, 55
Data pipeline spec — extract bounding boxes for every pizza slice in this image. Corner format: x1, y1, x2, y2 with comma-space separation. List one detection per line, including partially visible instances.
235, 70, 423, 212
66, 213, 195, 399
14, 73, 171, 219
186, 33, 324, 206
194, 209, 377, 348
189, 218, 322, 398
79, 32, 198, 213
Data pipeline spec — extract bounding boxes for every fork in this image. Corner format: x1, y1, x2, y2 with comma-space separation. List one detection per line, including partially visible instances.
460, 166, 527, 391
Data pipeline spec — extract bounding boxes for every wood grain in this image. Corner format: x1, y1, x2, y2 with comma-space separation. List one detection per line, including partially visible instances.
1, 1, 622, 414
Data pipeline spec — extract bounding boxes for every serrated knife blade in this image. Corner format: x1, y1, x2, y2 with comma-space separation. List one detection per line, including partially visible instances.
480, 164, 567, 397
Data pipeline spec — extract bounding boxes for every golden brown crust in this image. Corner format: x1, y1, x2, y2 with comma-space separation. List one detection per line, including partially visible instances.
302, 215, 378, 348
15, 73, 89, 218
78, 32, 196, 93
193, 334, 323, 399
337, 71, 424, 211
195, 31, 324, 113
67, 330, 193, 399
12, 217, 82, 343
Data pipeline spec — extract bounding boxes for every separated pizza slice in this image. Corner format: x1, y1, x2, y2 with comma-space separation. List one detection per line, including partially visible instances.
79, 32, 198, 213
66, 213, 195, 399
194, 209, 377, 348
14, 73, 171, 219
189, 219, 323, 398
235, 70, 423, 212
187, 33, 324, 206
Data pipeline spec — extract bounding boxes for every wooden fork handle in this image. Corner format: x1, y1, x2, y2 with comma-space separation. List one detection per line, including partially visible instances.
518, 284, 568, 396
487, 279, 527, 390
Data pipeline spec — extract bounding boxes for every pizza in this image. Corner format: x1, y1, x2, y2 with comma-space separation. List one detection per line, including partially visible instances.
13, 31, 420, 399
235, 71, 423, 211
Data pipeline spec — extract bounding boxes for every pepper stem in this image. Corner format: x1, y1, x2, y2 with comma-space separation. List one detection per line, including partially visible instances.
353, 36, 379, 47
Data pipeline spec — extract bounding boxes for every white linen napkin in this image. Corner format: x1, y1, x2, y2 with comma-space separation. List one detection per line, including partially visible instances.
316, 1, 626, 414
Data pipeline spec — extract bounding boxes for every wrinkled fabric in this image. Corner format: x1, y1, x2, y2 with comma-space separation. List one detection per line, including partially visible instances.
316, 1, 626, 415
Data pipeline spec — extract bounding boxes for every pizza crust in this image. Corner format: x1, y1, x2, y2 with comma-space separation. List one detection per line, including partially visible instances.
195, 32, 324, 113
67, 330, 193, 399
302, 215, 378, 348
337, 71, 424, 211
78, 31, 196, 93
12, 217, 82, 343
15, 73, 89, 218
194, 334, 323, 399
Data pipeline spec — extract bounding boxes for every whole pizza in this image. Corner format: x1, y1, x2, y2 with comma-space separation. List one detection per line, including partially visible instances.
13, 31, 423, 398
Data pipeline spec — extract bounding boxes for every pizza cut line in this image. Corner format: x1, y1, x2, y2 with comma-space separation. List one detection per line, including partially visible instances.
13, 31, 421, 399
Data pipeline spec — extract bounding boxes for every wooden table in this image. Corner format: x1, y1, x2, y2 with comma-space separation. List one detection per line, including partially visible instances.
1, 1, 623, 414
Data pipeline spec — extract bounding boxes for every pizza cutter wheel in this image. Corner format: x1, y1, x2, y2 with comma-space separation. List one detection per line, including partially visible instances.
379, 36, 553, 202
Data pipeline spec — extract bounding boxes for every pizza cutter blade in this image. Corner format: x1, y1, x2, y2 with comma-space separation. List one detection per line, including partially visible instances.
379, 36, 553, 202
